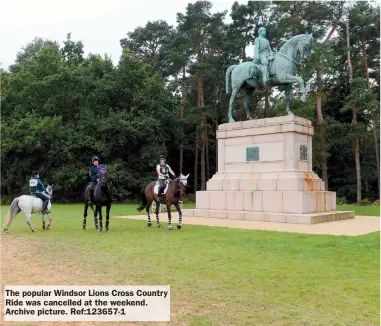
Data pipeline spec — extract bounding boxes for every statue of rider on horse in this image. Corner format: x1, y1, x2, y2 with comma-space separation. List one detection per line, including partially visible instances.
225, 26, 314, 122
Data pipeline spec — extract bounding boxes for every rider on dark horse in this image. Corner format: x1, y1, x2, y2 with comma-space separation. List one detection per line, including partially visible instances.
88, 156, 100, 203
29, 170, 49, 213
157, 156, 176, 203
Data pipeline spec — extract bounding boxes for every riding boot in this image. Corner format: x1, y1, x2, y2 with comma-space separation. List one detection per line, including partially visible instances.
42, 200, 49, 213
261, 66, 269, 86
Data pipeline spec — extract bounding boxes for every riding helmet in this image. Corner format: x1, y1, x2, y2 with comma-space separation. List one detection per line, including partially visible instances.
32, 170, 39, 177
92, 156, 100, 162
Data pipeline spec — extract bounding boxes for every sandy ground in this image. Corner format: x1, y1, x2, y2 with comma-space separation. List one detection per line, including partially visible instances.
116, 213, 380, 236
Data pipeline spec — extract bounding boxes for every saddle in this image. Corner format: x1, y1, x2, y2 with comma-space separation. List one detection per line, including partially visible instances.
154, 179, 169, 195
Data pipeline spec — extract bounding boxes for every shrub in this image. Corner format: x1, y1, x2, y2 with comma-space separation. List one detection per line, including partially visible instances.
336, 197, 348, 205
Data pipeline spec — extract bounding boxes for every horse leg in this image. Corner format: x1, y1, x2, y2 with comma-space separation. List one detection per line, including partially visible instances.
83, 202, 89, 230
167, 205, 173, 231
94, 206, 99, 230
155, 200, 161, 228
228, 87, 239, 123
244, 88, 254, 120
42, 212, 46, 230
285, 84, 293, 116
98, 206, 103, 232
146, 198, 153, 227
25, 211, 36, 232
105, 204, 111, 232
285, 73, 306, 103
47, 213, 52, 230
175, 202, 183, 230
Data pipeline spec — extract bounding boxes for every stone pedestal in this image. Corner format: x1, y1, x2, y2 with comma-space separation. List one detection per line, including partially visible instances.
183, 116, 354, 224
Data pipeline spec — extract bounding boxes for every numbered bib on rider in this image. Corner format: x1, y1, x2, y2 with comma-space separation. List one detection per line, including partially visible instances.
29, 179, 38, 187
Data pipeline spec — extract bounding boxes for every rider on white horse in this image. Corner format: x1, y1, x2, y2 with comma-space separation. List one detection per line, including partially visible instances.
156, 156, 176, 203
29, 171, 49, 213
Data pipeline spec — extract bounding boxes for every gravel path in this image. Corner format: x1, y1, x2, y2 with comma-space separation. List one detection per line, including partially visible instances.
116, 213, 379, 236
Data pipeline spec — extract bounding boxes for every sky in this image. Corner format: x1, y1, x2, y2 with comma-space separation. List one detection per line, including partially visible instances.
0, 0, 253, 70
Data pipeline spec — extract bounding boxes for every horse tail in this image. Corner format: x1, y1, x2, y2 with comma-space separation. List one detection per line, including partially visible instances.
4, 198, 21, 231
226, 65, 236, 94
136, 186, 147, 212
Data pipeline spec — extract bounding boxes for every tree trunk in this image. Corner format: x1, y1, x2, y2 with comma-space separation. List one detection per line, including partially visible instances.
198, 70, 206, 190
315, 3, 343, 191
362, 41, 380, 195
200, 126, 206, 190
179, 65, 185, 174
194, 128, 199, 192
206, 136, 210, 181
346, 19, 362, 203
316, 68, 328, 190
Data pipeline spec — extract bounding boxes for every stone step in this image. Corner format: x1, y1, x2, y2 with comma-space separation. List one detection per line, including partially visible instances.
196, 190, 336, 214
183, 209, 355, 225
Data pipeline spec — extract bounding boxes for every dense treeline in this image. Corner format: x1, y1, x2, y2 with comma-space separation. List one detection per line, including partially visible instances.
1, 1, 379, 203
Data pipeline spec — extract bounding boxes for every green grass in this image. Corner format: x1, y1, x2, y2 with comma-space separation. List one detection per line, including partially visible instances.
1, 204, 379, 325
337, 204, 380, 216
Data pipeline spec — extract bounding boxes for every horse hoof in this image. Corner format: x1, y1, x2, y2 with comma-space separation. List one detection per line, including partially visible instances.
168, 225, 173, 231
147, 222, 152, 227
99, 228, 103, 232
4, 229, 8, 233
32, 229, 36, 232
106, 228, 109, 232
177, 224, 182, 230
157, 223, 161, 228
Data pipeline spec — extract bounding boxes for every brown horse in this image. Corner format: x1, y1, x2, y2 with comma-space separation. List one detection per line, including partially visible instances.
137, 173, 190, 230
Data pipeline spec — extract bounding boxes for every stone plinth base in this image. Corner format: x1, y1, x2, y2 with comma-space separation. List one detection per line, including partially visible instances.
183, 209, 355, 225
188, 116, 355, 225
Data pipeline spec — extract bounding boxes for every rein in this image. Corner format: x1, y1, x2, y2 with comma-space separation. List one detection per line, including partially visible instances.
277, 52, 301, 65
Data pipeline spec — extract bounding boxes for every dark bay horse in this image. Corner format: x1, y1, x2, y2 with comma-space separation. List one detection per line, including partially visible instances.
83, 165, 112, 232
137, 173, 190, 231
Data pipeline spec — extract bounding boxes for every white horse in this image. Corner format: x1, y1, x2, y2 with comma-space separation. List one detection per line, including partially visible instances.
3, 185, 53, 233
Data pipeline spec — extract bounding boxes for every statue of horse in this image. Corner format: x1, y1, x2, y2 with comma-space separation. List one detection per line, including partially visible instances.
225, 33, 314, 122
137, 173, 190, 231
83, 165, 112, 232
4, 185, 53, 233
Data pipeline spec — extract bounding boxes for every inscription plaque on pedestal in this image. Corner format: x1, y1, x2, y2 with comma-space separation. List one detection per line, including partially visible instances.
246, 147, 259, 161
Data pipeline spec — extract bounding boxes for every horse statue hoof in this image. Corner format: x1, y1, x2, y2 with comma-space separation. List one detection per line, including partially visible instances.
147, 222, 152, 227
168, 225, 173, 231
229, 117, 235, 123
287, 111, 294, 116
177, 224, 182, 230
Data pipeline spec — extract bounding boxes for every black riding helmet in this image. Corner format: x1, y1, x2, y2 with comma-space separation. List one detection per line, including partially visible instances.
92, 156, 100, 162
160, 156, 166, 161
32, 170, 39, 178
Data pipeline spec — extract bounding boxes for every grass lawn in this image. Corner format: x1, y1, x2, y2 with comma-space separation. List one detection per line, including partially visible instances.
1, 203, 379, 325
336, 204, 380, 216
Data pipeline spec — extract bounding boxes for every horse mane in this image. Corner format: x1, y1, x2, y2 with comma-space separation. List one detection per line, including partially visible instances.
278, 34, 310, 55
